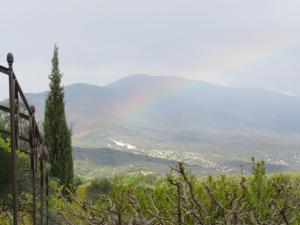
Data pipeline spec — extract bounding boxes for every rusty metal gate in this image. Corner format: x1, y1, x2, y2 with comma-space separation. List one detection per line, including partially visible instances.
0, 53, 49, 225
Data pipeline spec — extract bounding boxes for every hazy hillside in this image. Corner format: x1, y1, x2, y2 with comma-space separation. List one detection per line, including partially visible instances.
73, 147, 287, 179
27, 75, 300, 132
26, 75, 300, 173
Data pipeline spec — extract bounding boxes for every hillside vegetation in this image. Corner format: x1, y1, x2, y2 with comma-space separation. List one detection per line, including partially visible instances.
1, 144, 300, 224
50, 160, 300, 224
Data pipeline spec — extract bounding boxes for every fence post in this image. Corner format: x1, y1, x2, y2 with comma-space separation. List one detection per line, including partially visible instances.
29, 105, 37, 225
7, 52, 18, 225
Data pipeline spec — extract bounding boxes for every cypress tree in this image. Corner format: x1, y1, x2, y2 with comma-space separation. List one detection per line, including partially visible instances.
44, 45, 73, 187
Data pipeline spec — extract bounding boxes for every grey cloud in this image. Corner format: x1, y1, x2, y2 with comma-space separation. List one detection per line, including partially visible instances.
0, 0, 300, 99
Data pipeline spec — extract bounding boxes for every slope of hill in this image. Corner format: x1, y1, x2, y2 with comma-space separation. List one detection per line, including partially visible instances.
73, 147, 288, 179
25, 75, 300, 173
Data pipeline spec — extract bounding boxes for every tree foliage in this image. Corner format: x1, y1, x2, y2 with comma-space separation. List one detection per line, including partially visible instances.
86, 178, 113, 202
43, 45, 73, 187
54, 161, 300, 225
1, 158, 300, 224
0, 135, 31, 201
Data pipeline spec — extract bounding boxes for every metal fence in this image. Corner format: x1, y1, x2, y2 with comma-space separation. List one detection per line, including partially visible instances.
0, 53, 49, 225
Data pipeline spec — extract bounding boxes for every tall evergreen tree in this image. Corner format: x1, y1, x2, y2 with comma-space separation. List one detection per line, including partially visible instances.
44, 45, 73, 187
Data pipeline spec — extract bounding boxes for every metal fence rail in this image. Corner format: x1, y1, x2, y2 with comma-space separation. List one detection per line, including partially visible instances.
0, 53, 49, 225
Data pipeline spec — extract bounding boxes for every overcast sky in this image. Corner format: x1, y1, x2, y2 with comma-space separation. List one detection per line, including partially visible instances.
0, 0, 300, 99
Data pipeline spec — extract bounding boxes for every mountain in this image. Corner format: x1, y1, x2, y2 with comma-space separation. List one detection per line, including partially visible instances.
26, 75, 300, 173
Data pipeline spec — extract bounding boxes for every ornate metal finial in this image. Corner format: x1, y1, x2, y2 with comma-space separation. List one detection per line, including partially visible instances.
30, 105, 36, 114
7, 52, 14, 65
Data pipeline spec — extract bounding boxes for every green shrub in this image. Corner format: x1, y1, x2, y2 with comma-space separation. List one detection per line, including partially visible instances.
0, 136, 32, 203
56, 160, 300, 225
86, 177, 113, 201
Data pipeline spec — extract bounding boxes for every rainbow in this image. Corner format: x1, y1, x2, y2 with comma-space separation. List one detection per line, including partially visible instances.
202, 37, 298, 82
113, 77, 197, 122
96, 37, 299, 125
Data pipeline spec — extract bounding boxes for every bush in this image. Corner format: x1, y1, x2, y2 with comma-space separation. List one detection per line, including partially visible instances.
0, 136, 32, 202
55, 160, 300, 224
86, 177, 113, 201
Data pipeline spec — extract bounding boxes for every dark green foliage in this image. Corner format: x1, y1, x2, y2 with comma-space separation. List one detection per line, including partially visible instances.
43, 45, 73, 187
86, 178, 113, 201
72, 175, 84, 188
0, 137, 11, 198
0, 136, 31, 201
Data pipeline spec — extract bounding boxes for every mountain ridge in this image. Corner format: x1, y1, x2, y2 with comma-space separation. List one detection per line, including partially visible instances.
26, 75, 300, 99
22, 74, 300, 173
25, 74, 300, 134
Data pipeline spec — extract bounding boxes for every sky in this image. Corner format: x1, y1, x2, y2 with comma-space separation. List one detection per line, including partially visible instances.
0, 0, 300, 99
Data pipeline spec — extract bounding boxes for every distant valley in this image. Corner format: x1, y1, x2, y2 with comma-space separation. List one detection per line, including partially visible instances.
25, 75, 300, 176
